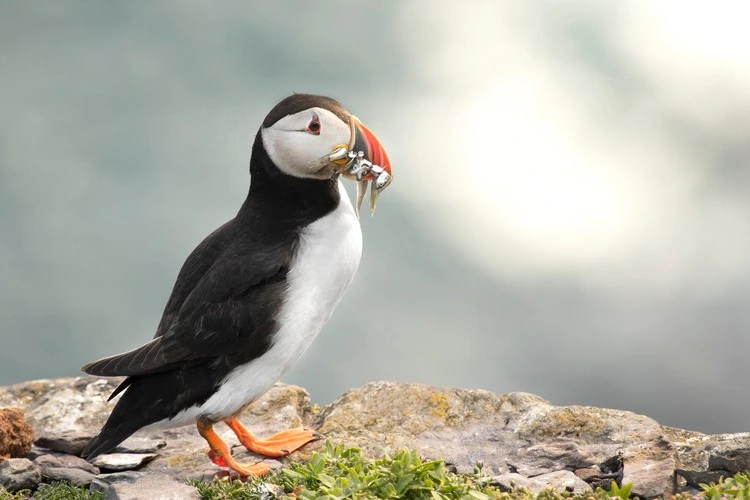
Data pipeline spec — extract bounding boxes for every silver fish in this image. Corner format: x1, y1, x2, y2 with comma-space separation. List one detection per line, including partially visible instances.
355, 178, 369, 219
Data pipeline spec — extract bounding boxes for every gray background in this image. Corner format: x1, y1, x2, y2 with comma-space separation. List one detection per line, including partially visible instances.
2, 2, 749, 434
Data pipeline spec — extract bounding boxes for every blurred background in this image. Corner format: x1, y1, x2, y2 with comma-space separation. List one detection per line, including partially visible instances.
2, 1, 749, 434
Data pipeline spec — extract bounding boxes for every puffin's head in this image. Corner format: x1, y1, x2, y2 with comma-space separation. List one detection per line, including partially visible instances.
260, 94, 391, 183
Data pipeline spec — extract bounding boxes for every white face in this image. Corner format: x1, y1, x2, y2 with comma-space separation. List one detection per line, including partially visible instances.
261, 107, 351, 180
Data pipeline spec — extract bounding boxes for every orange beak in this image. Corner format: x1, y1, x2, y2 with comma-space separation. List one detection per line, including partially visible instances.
324, 115, 392, 217
349, 117, 392, 179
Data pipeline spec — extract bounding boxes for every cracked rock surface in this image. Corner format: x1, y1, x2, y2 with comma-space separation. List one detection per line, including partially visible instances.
0, 377, 748, 497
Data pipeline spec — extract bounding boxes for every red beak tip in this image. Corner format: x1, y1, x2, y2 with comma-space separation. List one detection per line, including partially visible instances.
356, 120, 391, 175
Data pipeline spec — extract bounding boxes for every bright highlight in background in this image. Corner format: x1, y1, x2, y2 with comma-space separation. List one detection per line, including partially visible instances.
462, 80, 642, 266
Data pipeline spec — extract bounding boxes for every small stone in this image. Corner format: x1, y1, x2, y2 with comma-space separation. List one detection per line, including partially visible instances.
253, 482, 285, 499
90, 471, 144, 493
599, 452, 624, 475
532, 470, 591, 493
675, 469, 730, 489
103, 473, 200, 500
35, 430, 94, 456
487, 472, 548, 493
115, 437, 167, 454
0, 407, 34, 458
43, 467, 96, 486
708, 448, 750, 474
91, 453, 158, 471
34, 452, 100, 475
27, 445, 53, 460
34, 453, 100, 485
624, 458, 675, 499
0, 458, 42, 492
510, 441, 595, 476
574, 452, 625, 490
574, 466, 615, 490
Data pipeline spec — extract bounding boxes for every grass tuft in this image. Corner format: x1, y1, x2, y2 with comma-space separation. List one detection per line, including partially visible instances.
192, 441, 502, 499
0, 481, 103, 499
699, 472, 750, 499
191, 442, 750, 499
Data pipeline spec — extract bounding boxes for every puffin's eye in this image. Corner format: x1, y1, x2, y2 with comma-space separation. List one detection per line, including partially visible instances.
306, 114, 321, 135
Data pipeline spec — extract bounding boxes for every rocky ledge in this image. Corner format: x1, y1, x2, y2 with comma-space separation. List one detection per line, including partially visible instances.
0, 377, 748, 498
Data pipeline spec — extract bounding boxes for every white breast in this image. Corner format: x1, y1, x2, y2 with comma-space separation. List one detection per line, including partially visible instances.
152, 181, 362, 428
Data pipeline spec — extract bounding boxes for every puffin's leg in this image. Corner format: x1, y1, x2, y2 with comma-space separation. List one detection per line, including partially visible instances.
197, 418, 270, 477
225, 417, 321, 458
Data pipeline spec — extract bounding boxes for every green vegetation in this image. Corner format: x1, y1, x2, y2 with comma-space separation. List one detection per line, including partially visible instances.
2, 445, 749, 499
193, 442, 499, 499
0, 481, 103, 499
193, 442, 501, 499
189, 442, 750, 499
698, 472, 750, 500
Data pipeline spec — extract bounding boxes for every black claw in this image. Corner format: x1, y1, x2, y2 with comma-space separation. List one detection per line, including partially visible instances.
313, 433, 324, 440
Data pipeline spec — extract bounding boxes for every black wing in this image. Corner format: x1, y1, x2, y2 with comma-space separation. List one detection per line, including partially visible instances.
81, 219, 297, 378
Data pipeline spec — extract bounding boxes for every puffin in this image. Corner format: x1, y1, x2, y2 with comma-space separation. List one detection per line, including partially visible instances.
80, 94, 391, 477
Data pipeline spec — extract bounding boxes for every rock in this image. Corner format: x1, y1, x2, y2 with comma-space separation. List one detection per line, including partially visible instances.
27, 445, 53, 460
0, 458, 42, 492
669, 430, 750, 493
0, 377, 123, 436
487, 472, 548, 493
115, 437, 167, 454
314, 382, 527, 474
674, 468, 728, 489
34, 452, 100, 474
100, 472, 201, 500
0, 407, 34, 458
574, 467, 619, 491
487, 471, 590, 494
35, 429, 94, 456
532, 470, 591, 493
313, 382, 682, 496
34, 453, 99, 485
90, 471, 145, 492
1, 376, 749, 495
44, 467, 96, 486
624, 457, 676, 498
91, 453, 158, 471
574, 452, 624, 490
253, 482, 285, 499
708, 444, 750, 475
314, 383, 674, 477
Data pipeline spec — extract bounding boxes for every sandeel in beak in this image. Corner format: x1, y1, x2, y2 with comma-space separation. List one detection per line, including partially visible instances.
325, 116, 392, 219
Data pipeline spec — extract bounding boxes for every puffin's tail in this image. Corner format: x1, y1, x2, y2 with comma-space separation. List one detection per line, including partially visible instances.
81, 420, 139, 459
81, 364, 216, 460
81, 377, 153, 459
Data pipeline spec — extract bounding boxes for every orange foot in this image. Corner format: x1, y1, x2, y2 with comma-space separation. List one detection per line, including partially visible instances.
197, 418, 271, 477
225, 417, 322, 458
